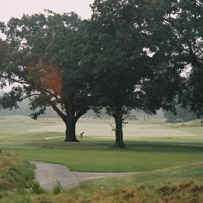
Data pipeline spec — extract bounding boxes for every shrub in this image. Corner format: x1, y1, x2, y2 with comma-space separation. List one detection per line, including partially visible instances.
28, 181, 45, 194
53, 180, 63, 195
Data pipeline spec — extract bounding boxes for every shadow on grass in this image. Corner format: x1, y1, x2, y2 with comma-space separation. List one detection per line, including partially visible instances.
125, 141, 203, 153
21, 139, 203, 154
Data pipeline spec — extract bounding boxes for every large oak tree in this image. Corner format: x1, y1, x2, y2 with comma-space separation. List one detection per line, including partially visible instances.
174, 0, 203, 120
0, 12, 93, 142
83, 0, 182, 147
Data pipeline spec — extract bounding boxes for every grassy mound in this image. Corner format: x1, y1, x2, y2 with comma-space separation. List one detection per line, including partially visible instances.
0, 152, 35, 191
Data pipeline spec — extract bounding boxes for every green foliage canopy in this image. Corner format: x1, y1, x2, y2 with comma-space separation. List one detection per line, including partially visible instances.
83, 0, 182, 147
175, 0, 203, 117
0, 12, 93, 141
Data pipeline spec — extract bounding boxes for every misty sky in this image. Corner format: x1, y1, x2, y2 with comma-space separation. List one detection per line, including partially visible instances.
0, 0, 94, 91
0, 0, 94, 23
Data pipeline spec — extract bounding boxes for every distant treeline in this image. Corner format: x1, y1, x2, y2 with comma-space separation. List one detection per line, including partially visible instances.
0, 91, 164, 120
1, 90, 199, 123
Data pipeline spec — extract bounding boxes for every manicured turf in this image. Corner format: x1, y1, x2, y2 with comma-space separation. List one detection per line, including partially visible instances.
0, 115, 202, 202
79, 161, 203, 189
0, 116, 202, 172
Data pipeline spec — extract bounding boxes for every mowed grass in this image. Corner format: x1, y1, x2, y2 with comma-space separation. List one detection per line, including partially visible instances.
0, 116, 203, 202
0, 115, 202, 172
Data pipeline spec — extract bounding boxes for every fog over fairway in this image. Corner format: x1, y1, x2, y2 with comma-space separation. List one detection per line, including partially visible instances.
28, 119, 196, 138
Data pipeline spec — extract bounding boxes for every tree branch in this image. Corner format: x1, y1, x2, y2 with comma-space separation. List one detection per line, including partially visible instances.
75, 108, 88, 122
50, 103, 67, 123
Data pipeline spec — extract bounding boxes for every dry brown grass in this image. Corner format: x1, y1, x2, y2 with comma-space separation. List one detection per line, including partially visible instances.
19, 181, 202, 203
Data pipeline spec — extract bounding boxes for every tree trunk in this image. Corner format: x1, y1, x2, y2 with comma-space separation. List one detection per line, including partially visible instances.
113, 106, 126, 148
64, 116, 78, 142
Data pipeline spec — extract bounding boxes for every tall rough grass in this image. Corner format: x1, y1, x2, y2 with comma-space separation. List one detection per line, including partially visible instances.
0, 153, 35, 191
10, 181, 203, 203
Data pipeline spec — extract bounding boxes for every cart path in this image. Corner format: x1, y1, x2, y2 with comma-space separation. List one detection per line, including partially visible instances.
30, 161, 140, 191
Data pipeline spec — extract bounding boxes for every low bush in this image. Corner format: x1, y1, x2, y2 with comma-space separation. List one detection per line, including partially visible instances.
53, 180, 63, 195
29, 180, 45, 194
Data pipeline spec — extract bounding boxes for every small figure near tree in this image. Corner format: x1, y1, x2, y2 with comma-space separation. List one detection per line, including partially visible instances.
80, 132, 85, 140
